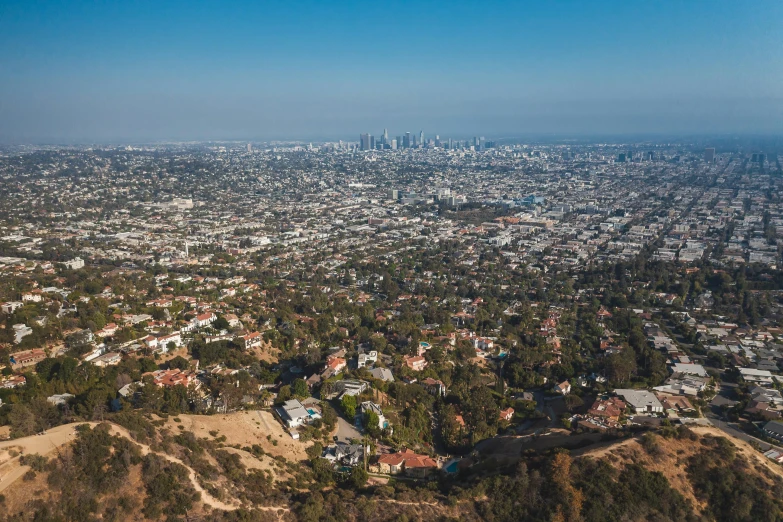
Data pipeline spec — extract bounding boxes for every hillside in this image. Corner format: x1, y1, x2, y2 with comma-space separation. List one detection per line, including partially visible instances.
577, 426, 783, 512
1, 418, 783, 522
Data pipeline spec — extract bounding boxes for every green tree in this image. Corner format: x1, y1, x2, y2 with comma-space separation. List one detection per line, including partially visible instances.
341, 394, 357, 418
293, 378, 308, 398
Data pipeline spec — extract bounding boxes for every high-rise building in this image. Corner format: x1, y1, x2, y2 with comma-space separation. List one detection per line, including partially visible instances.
419, 131, 424, 148
479, 136, 485, 151
360, 133, 371, 151
383, 128, 389, 145
704, 147, 715, 163
370, 135, 376, 150
390, 139, 397, 150
404, 132, 411, 148
247, 143, 252, 153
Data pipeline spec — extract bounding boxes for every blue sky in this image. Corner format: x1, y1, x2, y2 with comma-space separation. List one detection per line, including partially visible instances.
1, 0, 781, 142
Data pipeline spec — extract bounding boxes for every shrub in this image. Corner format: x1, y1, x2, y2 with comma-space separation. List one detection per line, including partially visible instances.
20, 453, 48, 472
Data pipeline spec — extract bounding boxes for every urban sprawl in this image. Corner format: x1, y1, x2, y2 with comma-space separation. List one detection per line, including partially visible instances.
1, 136, 783, 510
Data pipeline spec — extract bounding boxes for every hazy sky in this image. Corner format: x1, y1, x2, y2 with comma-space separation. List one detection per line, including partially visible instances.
1, 0, 782, 143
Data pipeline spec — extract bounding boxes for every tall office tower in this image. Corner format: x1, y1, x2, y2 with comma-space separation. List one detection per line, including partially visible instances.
448, 138, 453, 149
752, 153, 759, 163
704, 147, 715, 163
360, 133, 371, 151
473, 137, 479, 148
419, 131, 424, 147
396, 136, 402, 149
247, 143, 252, 153
479, 136, 485, 151
388, 189, 400, 200
390, 139, 397, 150
404, 132, 411, 148
435, 135, 440, 147
617, 153, 626, 163
758, 153, 766, 164
370, 135, 376, 150
383, 128, 389, 144
647, 151, 654, 161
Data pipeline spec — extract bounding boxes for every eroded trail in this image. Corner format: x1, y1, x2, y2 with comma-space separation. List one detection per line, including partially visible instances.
0, 421, 290, 516
106, 424, 240, 511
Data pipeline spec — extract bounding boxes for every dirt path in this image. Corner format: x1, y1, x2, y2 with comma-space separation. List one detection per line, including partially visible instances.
0, 421, 290, 516
255, 409, 274, 433
106, 424, 240, 512
0, 423, 83, 493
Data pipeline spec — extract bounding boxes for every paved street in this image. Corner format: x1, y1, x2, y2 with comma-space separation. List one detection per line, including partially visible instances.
704, 411, 783, 454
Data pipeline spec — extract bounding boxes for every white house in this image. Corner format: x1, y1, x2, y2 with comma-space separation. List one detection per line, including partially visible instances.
360, 401, 387, 430
63, 257, 85, 270
278, 399, 312, 428
739, 368, 775, 385
12, 324, 33, 344
21, 292, 42, 303
357, 351, 378, 368
193, 312, 217, 328
614, 389, 663, 414
1, 301, 24, 314
157, 333, 183, 352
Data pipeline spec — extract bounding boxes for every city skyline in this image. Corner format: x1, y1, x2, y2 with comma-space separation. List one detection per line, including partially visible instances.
1, 0, 782, 143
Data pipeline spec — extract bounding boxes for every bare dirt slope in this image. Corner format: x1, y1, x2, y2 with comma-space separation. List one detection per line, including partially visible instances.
162, 410, 308, 461
0, 422, 82, 493
0, 420, 293, 517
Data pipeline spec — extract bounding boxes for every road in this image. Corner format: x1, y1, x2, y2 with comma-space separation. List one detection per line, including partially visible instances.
704, 411, 783, 454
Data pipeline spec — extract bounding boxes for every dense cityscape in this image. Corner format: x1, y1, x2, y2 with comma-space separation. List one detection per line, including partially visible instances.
1, 0, 782, 520
0, 136, 781, 520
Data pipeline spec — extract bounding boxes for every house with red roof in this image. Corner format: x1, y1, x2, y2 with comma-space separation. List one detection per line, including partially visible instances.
240, 331, 263, 349
403, 355, 428, 371
374, 448, 439, 478
144, 369, 200, 389
326, 355, 347, 373
193, 312, 217, 328
499, 407, 515, 422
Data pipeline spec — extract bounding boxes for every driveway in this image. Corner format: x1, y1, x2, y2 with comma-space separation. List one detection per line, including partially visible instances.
335, 415, 362, 443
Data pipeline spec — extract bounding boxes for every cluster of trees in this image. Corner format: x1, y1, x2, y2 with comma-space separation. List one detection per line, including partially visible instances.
2, 423, 199, 522
0, 355, 157, 437
687, 436, 783, 522
474, 451, 696, 522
